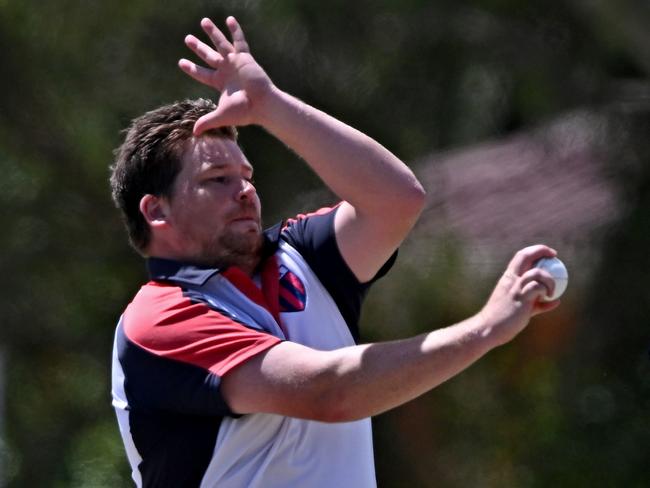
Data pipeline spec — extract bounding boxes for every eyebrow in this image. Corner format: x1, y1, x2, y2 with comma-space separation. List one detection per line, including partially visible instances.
202, 162, 254, 173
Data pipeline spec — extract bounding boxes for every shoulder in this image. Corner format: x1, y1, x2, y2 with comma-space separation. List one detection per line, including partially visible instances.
120, 280, 281, 377
280, 204, 340, 253
123, 282, 209, 346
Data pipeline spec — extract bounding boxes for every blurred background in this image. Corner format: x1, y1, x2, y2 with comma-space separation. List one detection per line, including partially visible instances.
1, 0, 649, 486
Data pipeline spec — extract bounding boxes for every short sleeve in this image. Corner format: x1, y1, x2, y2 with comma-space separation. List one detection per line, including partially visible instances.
281, 204, 397, 341
117, 283, 281, 415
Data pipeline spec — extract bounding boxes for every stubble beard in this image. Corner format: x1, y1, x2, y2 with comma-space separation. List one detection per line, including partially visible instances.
199, 224, 264, 271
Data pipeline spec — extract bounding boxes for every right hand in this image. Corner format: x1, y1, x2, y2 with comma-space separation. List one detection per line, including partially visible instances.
478, 245, 561, 346
179, 17, 276, 134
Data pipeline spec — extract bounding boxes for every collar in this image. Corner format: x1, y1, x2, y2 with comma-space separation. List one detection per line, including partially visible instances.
146, 221, 284, 285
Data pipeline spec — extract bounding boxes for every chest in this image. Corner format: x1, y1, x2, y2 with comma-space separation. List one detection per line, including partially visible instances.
200, 242, 355, 350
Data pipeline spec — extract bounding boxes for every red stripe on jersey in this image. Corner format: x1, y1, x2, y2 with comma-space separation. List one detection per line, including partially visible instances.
223, 257, 286, 335
283, 271, 305, 295
123, 282, 281, 377
260, 256, 281, 324
279, 286, 304, 310
282, 203, 342, 231
222, 267, 267, 310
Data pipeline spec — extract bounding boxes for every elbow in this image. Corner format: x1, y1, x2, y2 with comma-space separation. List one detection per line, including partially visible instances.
392, 179, 427, 223
294, 351, 371, 423
306, 363, 369, 423
408, 180, 427, 214
395, 171, 427, 211
311, 386, 365, 423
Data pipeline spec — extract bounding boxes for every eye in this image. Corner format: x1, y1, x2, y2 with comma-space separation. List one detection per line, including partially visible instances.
245, 176, 255, 184
209, 176, 228, 184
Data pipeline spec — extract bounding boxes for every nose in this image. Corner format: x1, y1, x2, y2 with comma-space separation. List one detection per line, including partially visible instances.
236, 178, 256, 201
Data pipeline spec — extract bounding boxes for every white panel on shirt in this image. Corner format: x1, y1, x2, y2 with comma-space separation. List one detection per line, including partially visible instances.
199, 241, 377, 488
111, 318, 144, 488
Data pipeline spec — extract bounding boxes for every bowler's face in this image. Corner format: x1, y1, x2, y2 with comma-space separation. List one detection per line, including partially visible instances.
166, 135, 263, 268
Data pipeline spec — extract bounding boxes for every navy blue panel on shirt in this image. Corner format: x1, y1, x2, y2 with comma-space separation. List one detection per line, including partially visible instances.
116, 324, 230, 487
116, 324, 232, 416
131, 409, 221, 488
281, 207, 396, 342
147, 257, 221, 286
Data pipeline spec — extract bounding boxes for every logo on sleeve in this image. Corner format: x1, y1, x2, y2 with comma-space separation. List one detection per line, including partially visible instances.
278, 266, 307, 312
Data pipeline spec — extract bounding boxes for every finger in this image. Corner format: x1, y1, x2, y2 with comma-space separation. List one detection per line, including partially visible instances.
520, 268, 556, 301
532, 299, 561, 316
508, 244, 557, 276
226, 16, 250, 53
201, 18, 234, 57
178, 59, 217, 88
194, 109, 232, 136
184, 35, 224, 68
520, 279, 550, 304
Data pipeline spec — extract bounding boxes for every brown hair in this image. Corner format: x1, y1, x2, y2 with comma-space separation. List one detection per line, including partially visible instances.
110, 98, 237, 253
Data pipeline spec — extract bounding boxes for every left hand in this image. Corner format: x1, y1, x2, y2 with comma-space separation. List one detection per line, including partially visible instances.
179, 16, 275, 134
478, 244, 561, 346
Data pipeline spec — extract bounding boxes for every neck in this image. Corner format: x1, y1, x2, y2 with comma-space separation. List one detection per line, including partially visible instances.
146, 247, 262, 276
146, 234, 264, 275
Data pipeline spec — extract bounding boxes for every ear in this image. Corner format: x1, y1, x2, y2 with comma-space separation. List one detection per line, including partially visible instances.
139, 194, 171, 229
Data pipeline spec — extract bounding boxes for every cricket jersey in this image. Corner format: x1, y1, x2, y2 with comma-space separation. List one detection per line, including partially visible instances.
111, 205, 395, 487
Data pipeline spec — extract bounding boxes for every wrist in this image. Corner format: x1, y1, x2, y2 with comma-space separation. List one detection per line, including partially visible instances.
470, 310, 506, 350
250, 83, 285, 127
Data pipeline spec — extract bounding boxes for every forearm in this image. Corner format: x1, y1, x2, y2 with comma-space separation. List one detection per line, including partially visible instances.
246, 313, 497, 423
255, 86, 425, 215
223, 248, 558, 422
321, 315, 495, 421
181, 18, 424, 216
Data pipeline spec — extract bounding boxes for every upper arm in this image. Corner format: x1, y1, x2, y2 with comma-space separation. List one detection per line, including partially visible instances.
220, 341, 342, 421
334, 200, 422, 283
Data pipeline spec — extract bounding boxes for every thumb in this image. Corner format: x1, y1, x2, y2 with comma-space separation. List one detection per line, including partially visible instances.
193, 109, 231, 136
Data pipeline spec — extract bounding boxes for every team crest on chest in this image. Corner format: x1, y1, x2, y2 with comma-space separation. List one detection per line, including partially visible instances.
278, 265, 307, 312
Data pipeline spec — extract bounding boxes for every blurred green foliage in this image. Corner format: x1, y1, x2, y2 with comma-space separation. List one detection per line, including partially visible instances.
0, 0, 648, 486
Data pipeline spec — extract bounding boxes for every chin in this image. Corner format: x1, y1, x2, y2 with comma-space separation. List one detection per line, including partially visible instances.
219, 229, 263, 257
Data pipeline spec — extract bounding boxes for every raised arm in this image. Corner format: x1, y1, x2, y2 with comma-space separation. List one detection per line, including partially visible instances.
221, 245, 561, 421
179, 17, 426, 283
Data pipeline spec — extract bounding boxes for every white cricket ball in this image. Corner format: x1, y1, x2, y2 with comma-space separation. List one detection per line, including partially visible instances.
534, 257, 569, 302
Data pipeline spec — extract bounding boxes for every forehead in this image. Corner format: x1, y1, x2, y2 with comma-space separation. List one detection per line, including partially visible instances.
180, 135, 252, 174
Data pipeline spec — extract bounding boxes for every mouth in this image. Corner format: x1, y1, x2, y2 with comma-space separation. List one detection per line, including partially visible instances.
228, 204, 261, 227
229, 216, 260, 229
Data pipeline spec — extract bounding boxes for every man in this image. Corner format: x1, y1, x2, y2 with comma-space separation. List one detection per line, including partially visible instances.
110, 16, 560, 488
